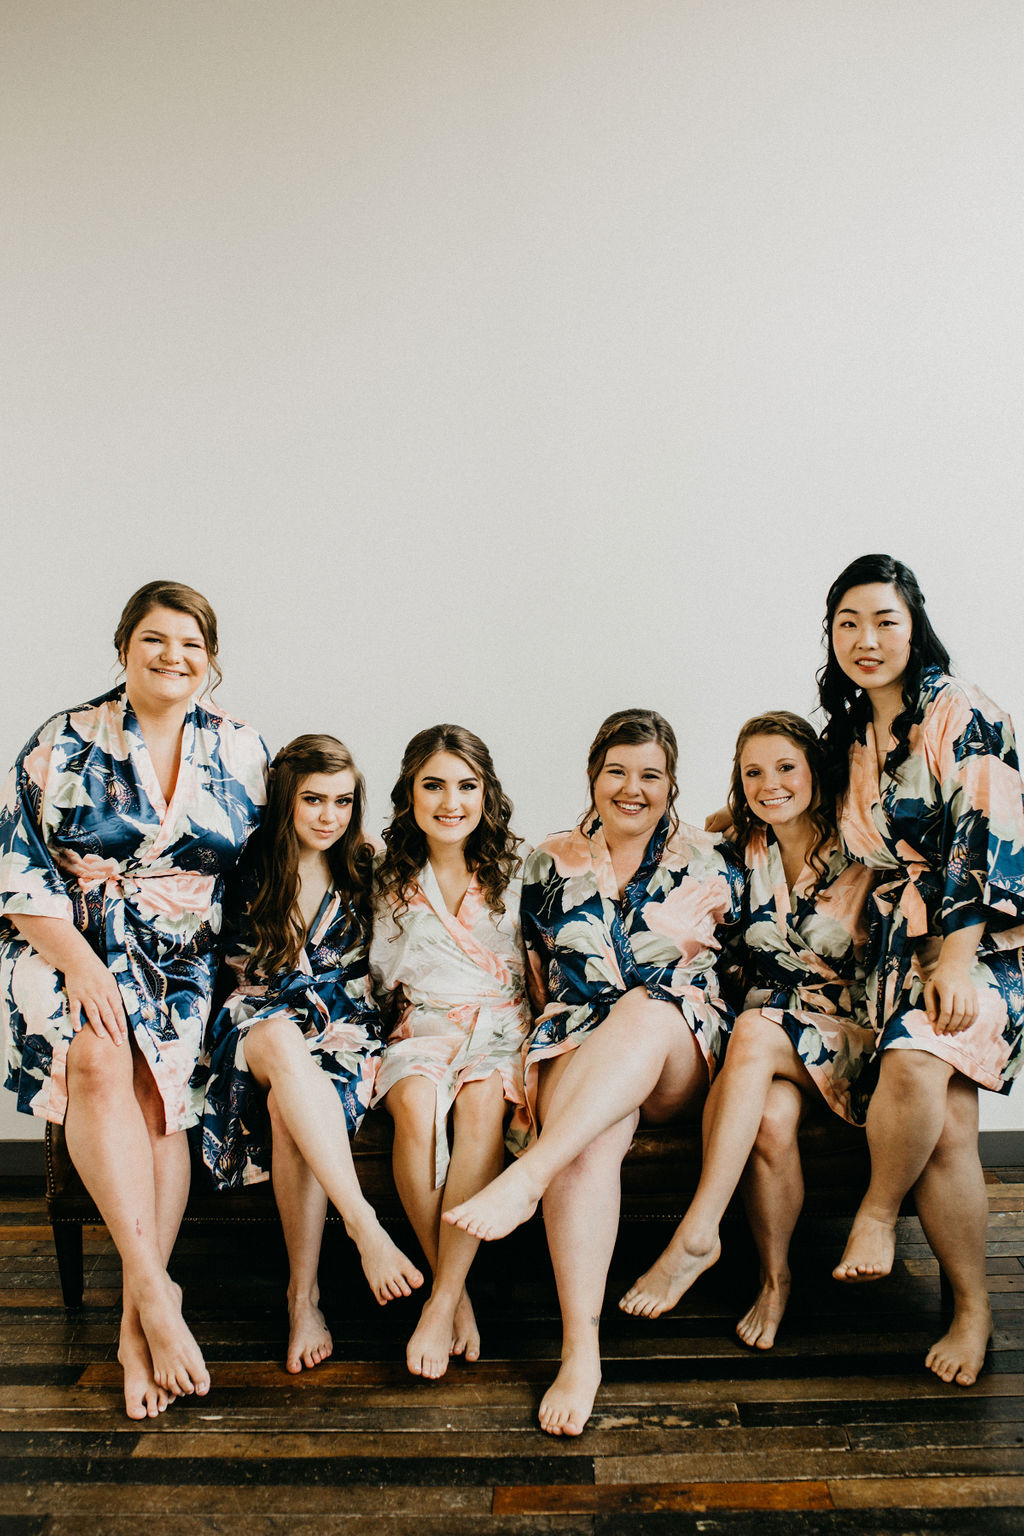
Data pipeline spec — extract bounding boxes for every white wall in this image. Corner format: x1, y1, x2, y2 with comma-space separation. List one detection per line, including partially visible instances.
2, 1, 1021, 1138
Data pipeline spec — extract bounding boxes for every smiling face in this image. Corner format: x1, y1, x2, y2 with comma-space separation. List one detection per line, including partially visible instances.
292, 769, 357, 856
739, 734, 815, 834
592, 741, 670, 844
412, 751, 484, 853
831, 581, 914, 697
122, 604, 209, 712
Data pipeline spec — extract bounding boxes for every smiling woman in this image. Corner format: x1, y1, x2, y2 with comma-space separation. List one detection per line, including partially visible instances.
0, 580, 268, 1419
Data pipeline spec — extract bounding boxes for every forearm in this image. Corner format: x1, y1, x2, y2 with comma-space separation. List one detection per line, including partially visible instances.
10, 913, 95, 974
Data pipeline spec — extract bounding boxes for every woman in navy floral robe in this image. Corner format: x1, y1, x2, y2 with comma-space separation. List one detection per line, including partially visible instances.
822, 554, 1024, 1389
446, 709, 743, 1437
0, 582, 267, 1419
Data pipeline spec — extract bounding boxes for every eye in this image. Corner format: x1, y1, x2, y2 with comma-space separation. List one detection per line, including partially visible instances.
336, 795, 353, 808
459, 781, 478, 792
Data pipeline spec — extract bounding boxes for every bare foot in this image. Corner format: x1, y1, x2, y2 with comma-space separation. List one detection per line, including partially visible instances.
832, 1210, 897, 1282
619, 1233, 721, 1319
443, 1161, 543, 1241
450, 1289, 480, 1363
133, 1277, 210, 1398
286, 1292, 333, 1373
926, 1298, 992, 1387
347, 1209, 424, 1305
407, 1292, 458, 1380
538, 1348, 602, 1437
118, 1305, 170, 1419
736, 1272, 791, 1350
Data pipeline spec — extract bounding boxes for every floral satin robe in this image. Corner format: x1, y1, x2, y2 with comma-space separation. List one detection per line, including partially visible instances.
741, 825, 876, 1124
198, 884, 381, 1189
512, 814, 744, 1145
370, 863, 531, 1187
841, 667, 1024, 1093
0, 687, 268, 1131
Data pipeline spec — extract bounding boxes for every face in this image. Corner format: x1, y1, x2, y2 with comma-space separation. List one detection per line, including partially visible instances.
122, 605, 209, 710
592, 741, 670, 842
739, 734, 815, 831
292, 770, 357, 855
831, 582, 913, 694
412, 751, 484, 851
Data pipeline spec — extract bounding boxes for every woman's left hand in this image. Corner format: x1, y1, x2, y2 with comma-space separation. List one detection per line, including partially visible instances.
923, 957, 979, 1034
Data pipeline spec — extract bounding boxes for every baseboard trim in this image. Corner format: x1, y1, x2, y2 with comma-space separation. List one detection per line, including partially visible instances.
3, 1128, 1024, 1185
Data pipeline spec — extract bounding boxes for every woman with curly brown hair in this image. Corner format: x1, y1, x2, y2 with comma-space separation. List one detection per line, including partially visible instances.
370, 724, 531, 1381
199, 735, 423, 1372
619, 712, 875, 1346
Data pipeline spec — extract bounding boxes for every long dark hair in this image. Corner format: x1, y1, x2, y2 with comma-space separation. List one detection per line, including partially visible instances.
114, 580, 222, 693
817, 554, 951, 796
582, 708, 680, 838
376, 724, 522, 927
246, 734, 372, 980
727, 711, 835, 894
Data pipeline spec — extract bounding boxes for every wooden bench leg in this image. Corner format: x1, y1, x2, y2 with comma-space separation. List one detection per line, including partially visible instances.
51, 1222, 84, 1310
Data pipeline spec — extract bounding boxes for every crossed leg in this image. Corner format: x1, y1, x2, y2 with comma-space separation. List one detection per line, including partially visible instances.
266, 1095, 333, 1372
64, 1029, 208, 1417
445, 990, 707, 1242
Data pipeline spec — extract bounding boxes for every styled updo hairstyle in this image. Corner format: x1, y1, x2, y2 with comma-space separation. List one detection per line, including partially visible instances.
583, 708, 680, 838
114, 579, 222, 693
246, 734, 372, 980
727, 710, 835, 892
817, 553, 951, 797
377, 724, 522, 927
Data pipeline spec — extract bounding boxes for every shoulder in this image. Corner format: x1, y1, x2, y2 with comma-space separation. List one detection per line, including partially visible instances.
916, 669, 1014, 757
193, 699, 271, 772
525, 827, 591, 881
17, 688, 122, 763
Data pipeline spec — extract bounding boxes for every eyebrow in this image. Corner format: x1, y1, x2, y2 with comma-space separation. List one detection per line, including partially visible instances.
835, 605, 903, 617
604, 760, 664, 773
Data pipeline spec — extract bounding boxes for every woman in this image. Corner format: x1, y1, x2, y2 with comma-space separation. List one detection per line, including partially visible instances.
199, 736, 422, 1372
820, 553, 1024, 1387
371, 725, 530, 1380
0, 581, 268, 1419
446, 708, 744, 1435
620, 712, 876, 1347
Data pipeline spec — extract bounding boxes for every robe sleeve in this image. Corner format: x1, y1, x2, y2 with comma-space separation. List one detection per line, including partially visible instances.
0, 716, 75, 924
520, 846, 554, 1016
931, 685, 1024, 939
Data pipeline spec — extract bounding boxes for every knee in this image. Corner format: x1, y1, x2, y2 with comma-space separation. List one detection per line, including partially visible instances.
386, 1078, 437, 1144
931, 1080, 979, 1165
452, 1075, 505, 1135
751, 1086, 802, 1166
246, 1013, 303, 1071
65, 1030, 131, 1102
724, 1010, 774, 1065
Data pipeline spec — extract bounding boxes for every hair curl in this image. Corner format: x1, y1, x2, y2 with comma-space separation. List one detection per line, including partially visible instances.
817, 553, 951, 798
246, 734, 372, 980
727, 711, 835, 895
114, 579, 223, 694
376, 724, 521, 928
582, 708, 680, 838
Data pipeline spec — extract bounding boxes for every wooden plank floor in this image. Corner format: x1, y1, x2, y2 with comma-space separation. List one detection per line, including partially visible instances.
1, 1172, 1023, 1534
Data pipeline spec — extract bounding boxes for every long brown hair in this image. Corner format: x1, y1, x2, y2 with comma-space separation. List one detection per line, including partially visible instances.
114, 580, 223, 693
376, 724, 521, 928
727, 711, 835, 892
246, 734, 372, 979
582, 708, 680, 838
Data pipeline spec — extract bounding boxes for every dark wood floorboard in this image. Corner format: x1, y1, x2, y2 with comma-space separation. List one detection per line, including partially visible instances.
0, 1173, 1022, 1532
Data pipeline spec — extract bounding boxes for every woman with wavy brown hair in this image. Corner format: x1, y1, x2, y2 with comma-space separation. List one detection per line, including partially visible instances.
619, 712, 875, 1346
199, 735, 423, 1372
370, 724, 530, 1381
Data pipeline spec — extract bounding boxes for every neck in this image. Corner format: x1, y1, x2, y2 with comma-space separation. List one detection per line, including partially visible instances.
768, 814, 814, 867
602, 824, 651, 862
126, 690, 191, 739
297, 848, 331, 883
426, 840, 470, 878
866, 678, 906, 736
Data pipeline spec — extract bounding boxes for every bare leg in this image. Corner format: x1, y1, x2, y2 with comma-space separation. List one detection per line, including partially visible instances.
245, 1016, 422, 1304
913, 1076, 992, 1386
116, 1046, 192, 1417
406, 1074, 506, 1379
736, 1078, 806, 1349
446, 991, 707, 1241
621, 1013, 813, 1317
64, 1031, 209, 1409
834, 1049, 953, 1282
266, 1096, 333, 1372
540, 1103, 638, 1437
